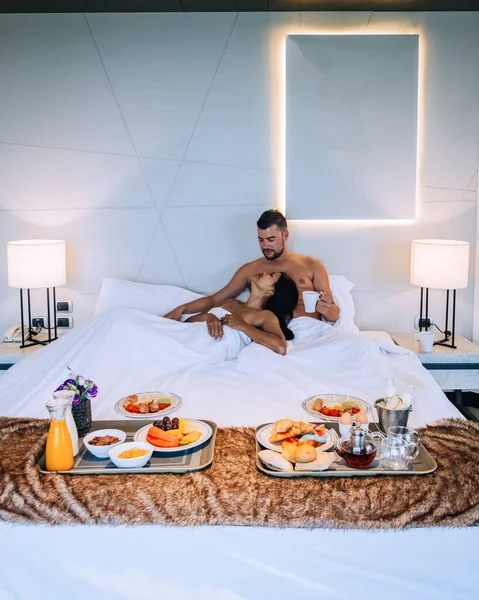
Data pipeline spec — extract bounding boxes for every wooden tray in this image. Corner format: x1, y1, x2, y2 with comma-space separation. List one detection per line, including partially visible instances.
256, 422, 437, 478
37, 419, 217, 475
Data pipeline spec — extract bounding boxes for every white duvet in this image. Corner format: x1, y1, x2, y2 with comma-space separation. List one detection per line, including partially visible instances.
1, 307, 477, 600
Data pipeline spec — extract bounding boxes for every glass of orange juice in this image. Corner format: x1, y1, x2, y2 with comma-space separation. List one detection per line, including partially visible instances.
45, 397, 74, 471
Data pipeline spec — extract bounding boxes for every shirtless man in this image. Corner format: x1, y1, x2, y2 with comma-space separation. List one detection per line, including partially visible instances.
164, 209, 340, 323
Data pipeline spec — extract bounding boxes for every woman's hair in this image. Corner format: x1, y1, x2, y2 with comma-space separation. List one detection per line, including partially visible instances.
264, 273, 298, 341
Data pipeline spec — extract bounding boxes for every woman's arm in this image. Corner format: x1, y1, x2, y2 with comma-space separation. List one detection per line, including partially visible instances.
222, 312, 287, 355
185, 313, 223, 340
164, 265, 250, 320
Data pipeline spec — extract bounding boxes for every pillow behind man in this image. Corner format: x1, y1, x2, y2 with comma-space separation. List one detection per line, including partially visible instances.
94, 278, 204, 317
94, 276, 359, 333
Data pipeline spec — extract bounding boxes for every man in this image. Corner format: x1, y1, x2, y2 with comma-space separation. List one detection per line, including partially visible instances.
165, 209, 340, 323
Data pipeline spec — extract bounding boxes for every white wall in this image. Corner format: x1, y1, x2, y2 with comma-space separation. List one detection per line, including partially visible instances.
0, 11, 478, 337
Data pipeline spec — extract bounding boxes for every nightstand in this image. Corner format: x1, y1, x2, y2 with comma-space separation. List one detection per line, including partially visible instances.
391, 332, 479, 420
0, 342, 43, 371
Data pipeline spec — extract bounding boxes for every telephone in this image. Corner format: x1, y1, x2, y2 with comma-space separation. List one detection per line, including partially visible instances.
3, 324, 29, 343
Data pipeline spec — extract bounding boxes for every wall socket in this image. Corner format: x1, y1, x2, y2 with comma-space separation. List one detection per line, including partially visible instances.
31, 316, 47, 328
414, 316, 435, 330
56, 316, 73, 328
56, 301, 73, 312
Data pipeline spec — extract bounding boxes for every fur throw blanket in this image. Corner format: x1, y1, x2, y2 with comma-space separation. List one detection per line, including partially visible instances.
0, 416, 478, 529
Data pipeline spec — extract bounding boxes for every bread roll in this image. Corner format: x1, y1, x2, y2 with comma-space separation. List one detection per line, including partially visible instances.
295, 444, 317, 463
281, 440, 298, 463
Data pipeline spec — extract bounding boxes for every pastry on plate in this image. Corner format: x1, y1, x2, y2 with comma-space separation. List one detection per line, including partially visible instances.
124, 394, 139, 405
312, 398, 324, 412
269, 420, 314, 443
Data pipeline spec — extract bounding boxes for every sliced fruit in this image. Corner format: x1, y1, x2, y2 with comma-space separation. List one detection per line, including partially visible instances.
146, 433, 179, 448
147, 426, 178, 444
167, 428, 184, 440
179, 431, 202, 446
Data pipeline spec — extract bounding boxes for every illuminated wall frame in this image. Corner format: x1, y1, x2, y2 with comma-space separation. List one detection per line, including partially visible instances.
285, 34, 419, 221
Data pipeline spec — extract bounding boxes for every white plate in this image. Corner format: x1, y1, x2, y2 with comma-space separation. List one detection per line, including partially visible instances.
133, 419, 213, 454
115, 391, 182, 419
302, 394, 370, 422
256, 423, 336, 453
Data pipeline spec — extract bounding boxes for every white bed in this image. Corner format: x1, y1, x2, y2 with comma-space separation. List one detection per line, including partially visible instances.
0, 304, 477, 600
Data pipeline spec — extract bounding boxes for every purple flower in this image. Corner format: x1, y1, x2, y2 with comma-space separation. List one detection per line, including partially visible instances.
54, 368, 98, 404
86, 384, 98, 399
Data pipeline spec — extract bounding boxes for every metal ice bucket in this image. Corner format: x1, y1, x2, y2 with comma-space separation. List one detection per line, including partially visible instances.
374, 399, 412, 434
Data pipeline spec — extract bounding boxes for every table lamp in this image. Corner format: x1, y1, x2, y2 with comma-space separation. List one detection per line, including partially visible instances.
410, 239, 469, 349
7, 239, 66, 348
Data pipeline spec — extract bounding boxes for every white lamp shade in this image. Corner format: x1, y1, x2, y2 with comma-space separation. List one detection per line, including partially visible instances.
410, 239, 469, 290
7, 240, 66, 289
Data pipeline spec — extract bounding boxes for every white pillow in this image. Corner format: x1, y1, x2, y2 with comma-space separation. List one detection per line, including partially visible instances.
94, 278, 204, 317
328, 274, 359, 333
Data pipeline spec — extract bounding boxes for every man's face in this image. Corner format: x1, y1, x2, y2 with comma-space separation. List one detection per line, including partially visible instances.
257, 225, 288, 260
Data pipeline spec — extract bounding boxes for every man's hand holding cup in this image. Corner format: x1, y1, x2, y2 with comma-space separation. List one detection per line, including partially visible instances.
315, 291, 334, 316
302, 290, 334, 318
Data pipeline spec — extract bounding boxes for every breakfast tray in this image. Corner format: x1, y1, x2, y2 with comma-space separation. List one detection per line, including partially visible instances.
37, 419, 217, 475
256, 422, 437, 478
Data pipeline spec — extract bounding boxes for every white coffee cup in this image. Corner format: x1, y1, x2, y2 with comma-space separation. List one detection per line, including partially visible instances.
302, 291, 320, 313
414, 331, 435, 352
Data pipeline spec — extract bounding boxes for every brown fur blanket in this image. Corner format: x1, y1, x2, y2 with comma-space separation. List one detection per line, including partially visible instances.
1, 416, 478, 528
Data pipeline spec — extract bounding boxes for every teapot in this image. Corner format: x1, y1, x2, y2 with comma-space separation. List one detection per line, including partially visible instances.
335, 424, 383, 469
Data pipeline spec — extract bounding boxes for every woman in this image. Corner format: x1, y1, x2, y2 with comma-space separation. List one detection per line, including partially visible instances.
185, 272, 298, 355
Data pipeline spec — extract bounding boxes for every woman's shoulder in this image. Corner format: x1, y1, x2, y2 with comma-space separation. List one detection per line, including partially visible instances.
221, 298, 242, 311
243, 307, 277, 326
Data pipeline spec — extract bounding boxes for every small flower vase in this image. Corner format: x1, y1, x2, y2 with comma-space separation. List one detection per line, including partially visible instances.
72, 398, 92, 437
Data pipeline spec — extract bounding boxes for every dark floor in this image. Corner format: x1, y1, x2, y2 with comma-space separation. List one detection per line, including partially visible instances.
445, 391, 479, 422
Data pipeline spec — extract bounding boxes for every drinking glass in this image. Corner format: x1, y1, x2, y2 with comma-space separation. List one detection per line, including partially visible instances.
380, 436, 411, 471
388, 426, 420, 460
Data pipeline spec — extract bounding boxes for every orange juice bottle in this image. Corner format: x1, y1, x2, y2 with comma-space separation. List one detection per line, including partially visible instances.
45, 397, 74, 471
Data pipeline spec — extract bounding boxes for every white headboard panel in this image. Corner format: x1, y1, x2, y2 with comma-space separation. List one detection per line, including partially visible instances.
0, 11, 477, 338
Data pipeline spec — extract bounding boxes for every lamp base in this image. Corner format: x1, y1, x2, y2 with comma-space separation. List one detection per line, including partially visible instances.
434, 339, 457, 349
19, 287, 58, 349
433, 290, 457, 350
20, 337, 49, 349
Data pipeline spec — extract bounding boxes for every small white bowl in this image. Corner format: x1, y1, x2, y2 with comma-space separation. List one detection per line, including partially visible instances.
83, 429, 126, 458
109, 441, 153, 469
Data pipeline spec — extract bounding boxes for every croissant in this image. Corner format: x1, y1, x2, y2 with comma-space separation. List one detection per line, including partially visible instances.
125, 394, 139, 405
272, 419, 293, 434
269, 420, 314, 443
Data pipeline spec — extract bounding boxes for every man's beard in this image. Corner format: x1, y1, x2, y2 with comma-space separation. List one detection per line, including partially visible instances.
262, 247, 284, 260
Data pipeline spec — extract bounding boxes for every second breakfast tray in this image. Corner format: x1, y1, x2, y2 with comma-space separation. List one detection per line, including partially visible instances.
37, 419, 217, 475
256, 422, 438, 478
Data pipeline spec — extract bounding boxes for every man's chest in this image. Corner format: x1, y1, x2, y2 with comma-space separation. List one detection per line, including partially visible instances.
252, 261, 314, 289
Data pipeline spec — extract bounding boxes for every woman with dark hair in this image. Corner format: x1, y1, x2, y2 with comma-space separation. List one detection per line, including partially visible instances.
186, 272, 298, 355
